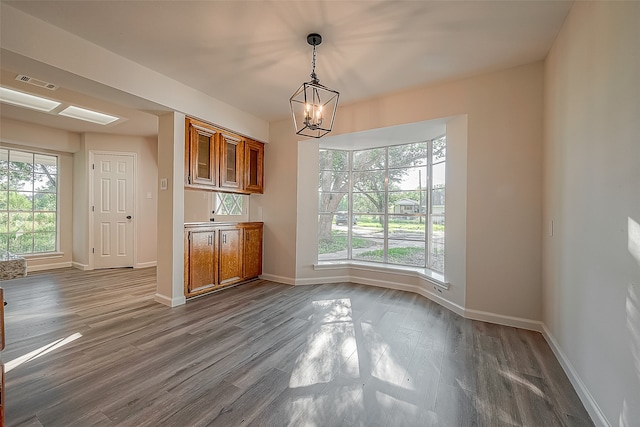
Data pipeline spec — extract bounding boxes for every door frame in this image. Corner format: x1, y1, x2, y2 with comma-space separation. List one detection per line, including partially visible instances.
88, 150, 137, 270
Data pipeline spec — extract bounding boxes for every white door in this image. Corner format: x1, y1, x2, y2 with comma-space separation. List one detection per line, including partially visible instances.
92, 153, 135, 269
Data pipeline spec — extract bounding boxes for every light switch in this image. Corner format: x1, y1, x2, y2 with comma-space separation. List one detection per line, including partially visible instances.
146, 192, 152, 199
160, 178, 168, 190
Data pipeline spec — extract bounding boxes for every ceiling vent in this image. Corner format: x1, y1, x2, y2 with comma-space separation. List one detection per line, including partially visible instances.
15, 74, 59, 90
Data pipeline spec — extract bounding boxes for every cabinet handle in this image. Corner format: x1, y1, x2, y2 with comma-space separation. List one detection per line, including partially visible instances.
223, 234, 226, 244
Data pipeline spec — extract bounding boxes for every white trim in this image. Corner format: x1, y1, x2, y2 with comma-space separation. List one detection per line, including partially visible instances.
71, 262, 91, 271
26, 261, 72, 272
314, 261, 449, 289
464, 308, 543, 332
154, 293, 186, 307
259, 273, 295, 285
135, 261, 157, 269
352, 275, 466, 318
21, 251, 64, 260
541, 324, 610, 427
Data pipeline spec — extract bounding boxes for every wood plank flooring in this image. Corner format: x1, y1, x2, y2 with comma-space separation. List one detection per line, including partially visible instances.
1, 267, 593, 426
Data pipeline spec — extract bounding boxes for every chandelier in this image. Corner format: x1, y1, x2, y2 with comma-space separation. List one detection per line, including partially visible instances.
289, 33, 339, 138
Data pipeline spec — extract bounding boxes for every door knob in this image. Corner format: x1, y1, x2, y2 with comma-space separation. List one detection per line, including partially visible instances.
126, 215, 132, 220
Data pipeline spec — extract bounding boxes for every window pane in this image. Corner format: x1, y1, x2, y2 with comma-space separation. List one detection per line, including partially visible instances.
432, 136, 446, 163
432, 187, 445, 210
0, 149, 8, 168
0, 213, 7, 233
0, 233, 8, 252
9, 211, 33, 233
35, 154, 57, 174
0, 191, 6, 210
430, 215, 445, 272
388, 215, 426, 240
34, 173, 56, 192
389, 191, 424, 214
318, 192, 347, 213
388, 142, 428, 168
353, 192, 384, 214
387, 239, 426, 267
9, 232, 33, 254
318, 170, 348, 191
389, 166, 427, 191
8, 192, 33, 211
353, 148, 385, 171
352, 238, 384, 262
9, 150, 33, 170
215, 193, 243, 215
34, 192, 57, 211
34, 212, 56, 232
318, 214, 348, 261
352, 170, 385, 192
9, 169, 32, 191
319, 150, 348, 171
432, 162, 446, 188
34, 232, 56, 252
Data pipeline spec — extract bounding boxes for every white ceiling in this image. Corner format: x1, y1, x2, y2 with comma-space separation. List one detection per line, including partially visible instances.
0, 0, 572, 136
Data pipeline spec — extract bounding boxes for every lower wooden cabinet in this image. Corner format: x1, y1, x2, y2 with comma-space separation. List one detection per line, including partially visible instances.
184, 222, 263, 298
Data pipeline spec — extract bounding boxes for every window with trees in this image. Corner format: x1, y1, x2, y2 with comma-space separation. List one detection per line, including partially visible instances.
0, 148, 58, 254
318, 136, 446, 272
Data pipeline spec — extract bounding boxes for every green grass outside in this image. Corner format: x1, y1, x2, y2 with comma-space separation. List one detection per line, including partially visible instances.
318, 232, 376, 254
357, 246, 425, 263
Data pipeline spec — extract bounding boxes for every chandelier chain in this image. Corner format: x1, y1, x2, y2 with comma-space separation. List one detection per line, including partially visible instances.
310, 44, 318, 83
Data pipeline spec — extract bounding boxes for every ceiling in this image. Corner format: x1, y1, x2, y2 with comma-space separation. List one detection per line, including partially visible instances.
0, 0, 572, 136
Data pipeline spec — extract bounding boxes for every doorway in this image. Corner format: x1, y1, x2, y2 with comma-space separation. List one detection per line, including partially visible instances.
90, 152, 136, 269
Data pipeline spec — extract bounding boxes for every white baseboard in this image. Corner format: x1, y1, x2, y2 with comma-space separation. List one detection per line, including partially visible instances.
27, 261, 72, 272
135, 261, 157, 269
465, 308, 543, 332
71, 262, 91, 271
154, 293, 186, 307
541, 324, 610, 427
260, 273, 295, 285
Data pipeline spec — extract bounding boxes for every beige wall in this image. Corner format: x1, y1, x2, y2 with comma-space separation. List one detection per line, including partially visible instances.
79, 133, 159, 268
263, 61, 544, 322
543, 2, 640, 425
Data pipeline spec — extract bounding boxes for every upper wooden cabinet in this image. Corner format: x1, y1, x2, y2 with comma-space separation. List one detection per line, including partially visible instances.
185, 117, 264, 194
244, 139, 264, 194
186, 119, 218, 188
219, 133, 244, 191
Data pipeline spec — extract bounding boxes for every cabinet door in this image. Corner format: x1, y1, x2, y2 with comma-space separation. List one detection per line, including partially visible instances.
243, 224, 263, 279
218, 228, 243, 285
186, 229, 216, 295
188, 122, 218, 188
244, 140, 264, 193
219, 133, 244, 190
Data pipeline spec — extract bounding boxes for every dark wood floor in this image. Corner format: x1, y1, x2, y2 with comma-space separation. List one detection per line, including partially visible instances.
1, 267, 592, 426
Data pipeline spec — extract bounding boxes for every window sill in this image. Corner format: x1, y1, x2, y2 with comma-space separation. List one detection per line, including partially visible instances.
314, 260, 449, 290
20, 252, 64, 260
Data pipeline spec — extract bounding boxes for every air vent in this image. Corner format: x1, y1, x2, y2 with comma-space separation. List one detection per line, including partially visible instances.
15, 74, 59, 90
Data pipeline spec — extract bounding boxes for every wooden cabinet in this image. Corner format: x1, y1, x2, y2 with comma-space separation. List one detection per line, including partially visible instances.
219, 133, 244, 191
244, 139, 264, 193
242, 222, 263, 278
218, 227, 243, 285
185, 118, 218, 189
185, 117, 264, 194
184, 227, 217, 295
184, 222, 263, 298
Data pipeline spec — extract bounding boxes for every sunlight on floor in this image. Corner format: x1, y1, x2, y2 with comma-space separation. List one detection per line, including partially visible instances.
5, 332, 82, 373
289, 299, 356, 388
499, 369, 544, 398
